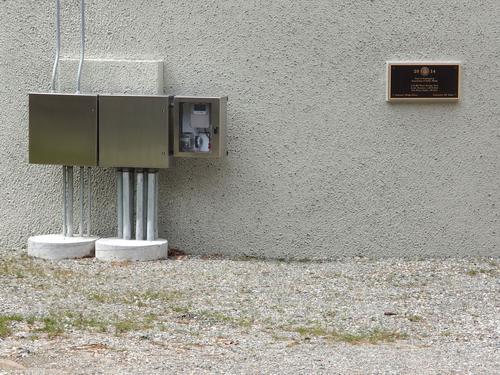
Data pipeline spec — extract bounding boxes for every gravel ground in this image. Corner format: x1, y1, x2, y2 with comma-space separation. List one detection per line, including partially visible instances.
0, 249, 499, 374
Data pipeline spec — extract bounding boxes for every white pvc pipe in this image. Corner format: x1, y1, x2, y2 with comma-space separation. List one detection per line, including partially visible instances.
76, 0, 85, 94
135, 171, 144, 240
50, 0, 61, 93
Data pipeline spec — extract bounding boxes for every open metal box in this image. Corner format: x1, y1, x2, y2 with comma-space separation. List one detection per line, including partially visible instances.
173, 96, 227, 158
29, 93, 98, 166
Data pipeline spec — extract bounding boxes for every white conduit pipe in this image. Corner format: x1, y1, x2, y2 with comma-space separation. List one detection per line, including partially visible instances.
50, 0, 61, 93
76, 0, 85, 94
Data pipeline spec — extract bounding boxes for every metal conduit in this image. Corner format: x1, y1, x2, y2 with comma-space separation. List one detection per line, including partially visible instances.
67, 166, 74, 236
79, 166, 84, 236
147, 171, 156, 241
122, 170, 131, 240
135, 171, 144, 240
86, 167, 91, 236
76, 0, 85, 94
116, 169, 159, 241
62, 166, 67, 236
50, 0, 61, 93
154, 171, 159, 239
117, 170, 123, 238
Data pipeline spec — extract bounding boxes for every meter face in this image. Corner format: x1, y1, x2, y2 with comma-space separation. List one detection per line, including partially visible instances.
173, 96, 226, 158
193, 104, 208, 114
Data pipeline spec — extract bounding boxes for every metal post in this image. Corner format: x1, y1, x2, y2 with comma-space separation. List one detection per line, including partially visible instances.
146, 171, 156, 241
135, 170, 144, 240
62, 166, 67, 236
67, 166, 74, 237
79, 166, 84, 237
122, 170, 131, 240
117, 169, 123, 238
86, 167, 91, 237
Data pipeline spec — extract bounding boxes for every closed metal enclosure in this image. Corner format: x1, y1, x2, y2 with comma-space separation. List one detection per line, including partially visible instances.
98, 95, 172, 168
29, 93, 98, 166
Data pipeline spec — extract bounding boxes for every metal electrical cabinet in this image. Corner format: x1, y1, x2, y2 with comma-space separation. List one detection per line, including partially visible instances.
29, 93, 98, 166
29, 94, 226, 167
98, 95, 172, 169
173, 96, 227, 158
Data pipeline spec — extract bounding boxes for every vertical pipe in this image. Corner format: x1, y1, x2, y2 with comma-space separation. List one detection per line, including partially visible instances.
67, 166, 74, 237
50, 0, 61, 93
79, 166, 84, 237
154, 171, 159, 239
147, 171, 156, 241
62, 166, 67, 236
76, 0, 85, 94
86, 167, 91, 236
122, 170, 131, 240
117, 169, 123, 238
135, 171, 144, 240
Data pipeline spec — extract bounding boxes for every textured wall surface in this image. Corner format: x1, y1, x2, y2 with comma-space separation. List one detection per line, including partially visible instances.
1, 0, 499, 259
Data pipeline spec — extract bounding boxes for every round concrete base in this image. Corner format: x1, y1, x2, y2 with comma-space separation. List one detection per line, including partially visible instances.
28, 234, 97, 260
95, 238, 168, 262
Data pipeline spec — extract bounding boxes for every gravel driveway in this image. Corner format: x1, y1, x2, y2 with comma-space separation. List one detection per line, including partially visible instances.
0, 249, 498, 374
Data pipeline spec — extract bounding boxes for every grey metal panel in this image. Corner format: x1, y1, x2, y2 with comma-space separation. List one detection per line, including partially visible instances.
29, 93, 98, 166
173, 96, 227, 158
99, 95, 171, 168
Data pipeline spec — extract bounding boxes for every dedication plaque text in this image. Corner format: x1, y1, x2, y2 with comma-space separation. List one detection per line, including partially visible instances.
387, 63, 460, 102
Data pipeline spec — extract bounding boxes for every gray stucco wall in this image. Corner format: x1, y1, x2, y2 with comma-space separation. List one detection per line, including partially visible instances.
1, 1, 499, 258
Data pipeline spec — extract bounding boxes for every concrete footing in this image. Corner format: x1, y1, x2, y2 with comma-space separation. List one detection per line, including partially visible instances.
28, 234, 97, 260
95, 238, 168, 261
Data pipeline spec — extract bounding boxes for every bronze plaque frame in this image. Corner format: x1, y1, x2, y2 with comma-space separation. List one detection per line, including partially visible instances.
387, 62, 461, 102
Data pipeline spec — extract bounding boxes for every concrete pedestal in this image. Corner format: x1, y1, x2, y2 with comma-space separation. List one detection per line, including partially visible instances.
28, 234, 97, 260
95, 238, 168, 261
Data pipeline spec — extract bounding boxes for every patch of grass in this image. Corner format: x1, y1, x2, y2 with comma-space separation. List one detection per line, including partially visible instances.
171, 305, 191, 314
66, 312, 108, 332
0, 257, 75, 281
35, 316, 64, 338
466, 268, 497, 277
197, 310, 254, 328
406, 314, 424, 322
114, 319, 153, 334
0, 310, 161, 338
87, 293, 110, 303
286, 325, 407, 345
0, 314, 23, 337
87, 290, 180, 306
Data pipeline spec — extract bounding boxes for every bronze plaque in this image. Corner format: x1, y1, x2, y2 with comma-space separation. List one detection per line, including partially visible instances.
387, 63, 460, 101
